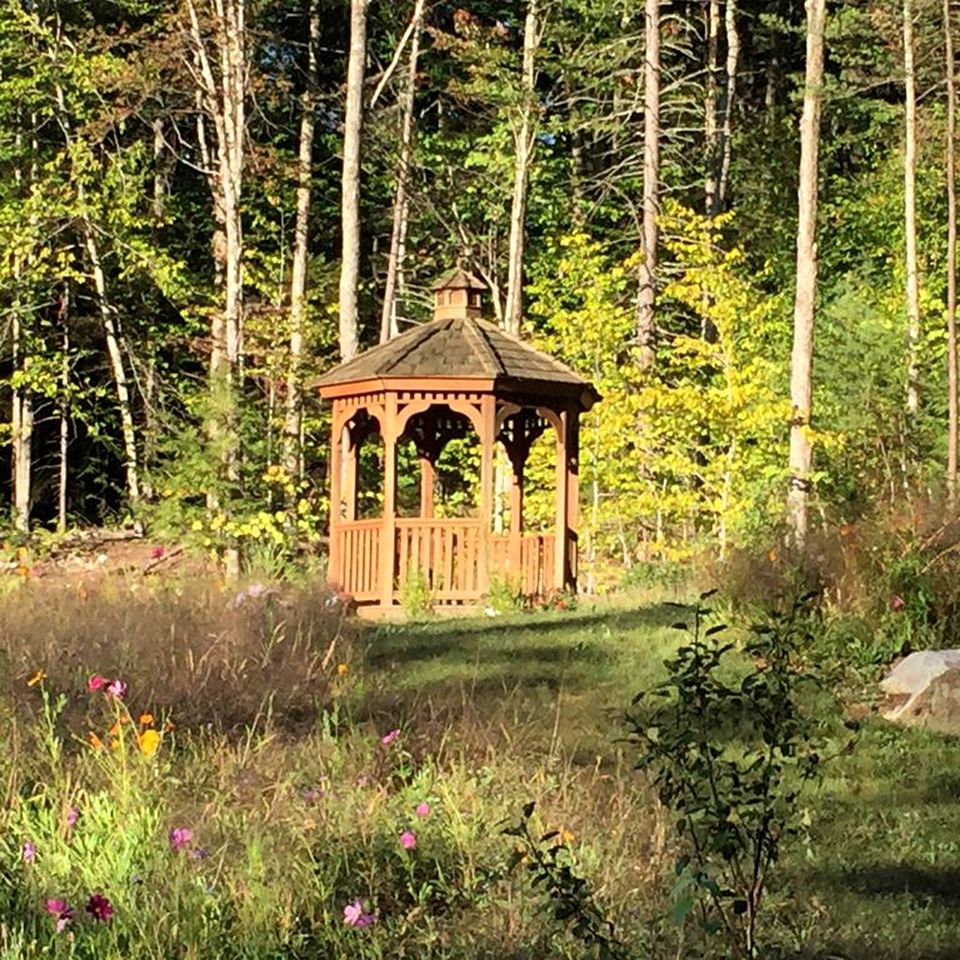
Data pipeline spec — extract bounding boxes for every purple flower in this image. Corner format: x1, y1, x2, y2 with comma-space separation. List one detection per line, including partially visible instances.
85, 893, 113, 923
65, 807, 79, 829
45, 899, 74, 933
400, 830, 417, 850
415, 802, 431, 819
106, 679, 127, 699
189, 847, 209, 860
343, 900, 375, 928
22, 840, 35, 863
380, 728, 400, 746
169, 827, 193, 852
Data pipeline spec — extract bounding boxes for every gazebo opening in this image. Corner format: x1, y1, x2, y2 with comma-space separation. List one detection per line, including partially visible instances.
316, 269, 600, 613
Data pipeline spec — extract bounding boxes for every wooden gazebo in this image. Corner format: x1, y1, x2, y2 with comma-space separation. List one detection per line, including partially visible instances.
317, 269, 600, 613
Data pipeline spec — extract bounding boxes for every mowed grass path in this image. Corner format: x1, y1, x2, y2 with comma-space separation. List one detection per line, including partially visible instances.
363, 596, 960, 960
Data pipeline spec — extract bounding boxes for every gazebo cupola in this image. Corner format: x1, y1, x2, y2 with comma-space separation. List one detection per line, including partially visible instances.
316, 270, 600, 613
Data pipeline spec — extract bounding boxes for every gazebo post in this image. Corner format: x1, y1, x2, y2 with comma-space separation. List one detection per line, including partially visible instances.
328, 404, 344, 588
509, 460, 525, 579
554, 407, 571, 592
565, 411, 580, 588
343, 428, 358, 521
478, 395, 496, 593
419, 456, 435, 518
381, 393, 399, 607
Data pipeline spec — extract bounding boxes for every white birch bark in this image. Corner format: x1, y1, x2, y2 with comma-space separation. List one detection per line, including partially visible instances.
718, 0, 739, 210
904, 0, 921, 418
786, 0, 827, 548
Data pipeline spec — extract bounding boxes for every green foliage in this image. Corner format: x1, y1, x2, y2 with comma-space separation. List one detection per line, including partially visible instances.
400, 565, 434, 619
627, 593, 848, 959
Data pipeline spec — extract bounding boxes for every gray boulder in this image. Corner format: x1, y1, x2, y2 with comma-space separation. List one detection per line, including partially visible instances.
880, 650, 960, 735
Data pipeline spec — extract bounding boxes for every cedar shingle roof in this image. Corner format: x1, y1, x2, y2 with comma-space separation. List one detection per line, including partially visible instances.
315, 317, 599, 408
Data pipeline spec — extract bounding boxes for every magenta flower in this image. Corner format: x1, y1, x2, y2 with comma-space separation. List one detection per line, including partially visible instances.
890, 594, 906, 612
22, 840, 35, 863
169, 827, 193, 852
65, 807, 79, 829
45, 899, 74, 933
400, 830, 417, 850
150, 546, 166, 559
343, 900, 375, 927
415, 802, 431, 818
106, 679, 127, 699
88, 674, 106, 692
380, 728, 400, 746
85, 893, 113, 923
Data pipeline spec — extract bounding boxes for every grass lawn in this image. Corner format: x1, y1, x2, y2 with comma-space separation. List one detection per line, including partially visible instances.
1, 578, 960, 958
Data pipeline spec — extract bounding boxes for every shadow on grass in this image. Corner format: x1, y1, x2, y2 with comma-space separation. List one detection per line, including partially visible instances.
822, 862, 960, 906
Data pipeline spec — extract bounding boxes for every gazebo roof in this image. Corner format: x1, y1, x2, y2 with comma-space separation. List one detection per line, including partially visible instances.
315, 316, 599, 409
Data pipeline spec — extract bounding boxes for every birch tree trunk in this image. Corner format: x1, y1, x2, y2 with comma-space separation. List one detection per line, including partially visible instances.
786, 0, 826, 549
283, 0, 321, 482
718, 0, 739, 210
704, 0, 720, 217
636, 0, 660, 367
58, 284, 70, 533
504, 0, 539, 337
946, 0, 958, 505
904, 0, 921, 420
187, 0, 246, 577
339, 0, 368, 362
380, 0, 426, 344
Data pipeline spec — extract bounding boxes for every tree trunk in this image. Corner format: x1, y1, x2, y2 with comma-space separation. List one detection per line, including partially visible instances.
11, 297, 32, 533
905, 0, 921, 420
188, 0, 246, 577
718, 0, 739, 210
58, 285, 70, 533
637, 0, 660, 367
283, 0, 321, 483
704, 0, 720, 217
946, 0, 958, 505
380, 0, 426, 344
786, 0, 826, 549
504, 0, 539, 337
339, 0, 368, 362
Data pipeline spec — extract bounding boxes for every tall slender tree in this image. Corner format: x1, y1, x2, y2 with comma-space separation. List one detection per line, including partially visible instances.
946, 0, 958, 504
637, 0, 660, 366
904, 0, 921, 420
787, 0, 827, 547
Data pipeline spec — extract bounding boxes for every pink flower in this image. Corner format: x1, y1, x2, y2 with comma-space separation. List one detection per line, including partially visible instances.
150, 546, 165, 559
400, 830, 417, 850
85, 893, 113, 923
106, 679, 127, 699
88, 674, 106, 692
415, 802, 431, 818
45, 899, 74, 933
890, 594, 906, 612
343, 900, 375, 927
169, 827, 193, 852
65, 807, 79, 828
22, 840, 35, 863
380, 728, 400, 746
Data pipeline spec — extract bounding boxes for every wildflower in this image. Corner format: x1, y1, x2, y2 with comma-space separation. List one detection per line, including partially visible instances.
337, 663, 349, 676
343, 900, 375, 927
891, 594, 906, 612
27, 669, 47, 687
45, 899, 74, 933
65, 808, 79, 828
138, 712, 154, 727
561, 829, 576, 844
22, 840, 35, 863
150, 546, 165, 559
169, 827, 193, 852
400, 830, 417, 850
85, 893, 113, 923
138, 729, 161, 757
415, 802, 431, 819
189, 847, 209, 860
380, 728, 400, 746
106, 679, 127, 699
88, 731, 104, 750
88, 674, 107, 693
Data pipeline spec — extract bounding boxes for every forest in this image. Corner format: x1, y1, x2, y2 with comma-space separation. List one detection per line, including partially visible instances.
0, 0, 955, 580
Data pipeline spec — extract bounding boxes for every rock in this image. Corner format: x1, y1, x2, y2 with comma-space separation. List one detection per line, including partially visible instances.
880, 650, 960, 735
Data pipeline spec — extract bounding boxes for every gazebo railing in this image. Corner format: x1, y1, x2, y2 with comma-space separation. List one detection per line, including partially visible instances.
334, 518, 563, 605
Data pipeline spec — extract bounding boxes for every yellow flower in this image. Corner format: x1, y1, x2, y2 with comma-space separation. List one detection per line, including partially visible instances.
138, 729, 161, 757
337, 663, 349, 676
26, 669, 47, 687
109, 738, 121, 752
561, 829, 576, 845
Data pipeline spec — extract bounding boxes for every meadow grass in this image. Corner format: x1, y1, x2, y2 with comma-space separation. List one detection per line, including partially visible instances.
0, 577, 959, 958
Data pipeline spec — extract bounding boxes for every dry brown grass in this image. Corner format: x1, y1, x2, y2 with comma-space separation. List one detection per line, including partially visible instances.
0, 575, 356, 733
